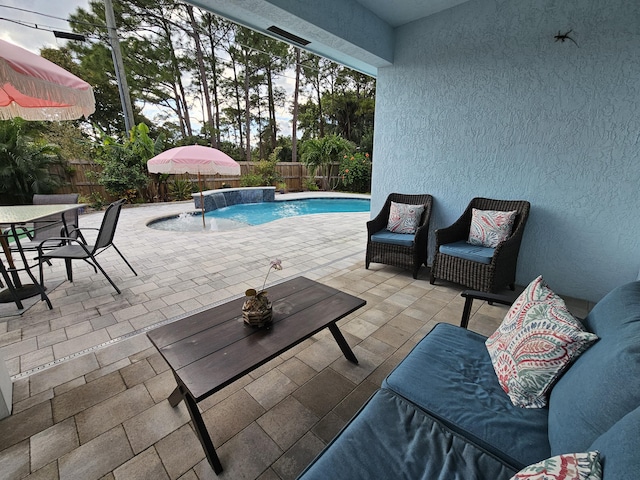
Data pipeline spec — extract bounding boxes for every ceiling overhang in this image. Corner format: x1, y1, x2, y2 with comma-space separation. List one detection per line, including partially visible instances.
188, 0, 395, 76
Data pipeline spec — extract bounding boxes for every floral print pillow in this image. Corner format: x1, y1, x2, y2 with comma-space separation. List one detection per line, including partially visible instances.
510, 451, 602, 480
468, 208, 517, 247
386, 201, 425, 234
486, 275, 598, 408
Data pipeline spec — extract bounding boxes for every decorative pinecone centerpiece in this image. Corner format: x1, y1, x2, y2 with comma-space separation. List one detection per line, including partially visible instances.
242, 259, 282, 328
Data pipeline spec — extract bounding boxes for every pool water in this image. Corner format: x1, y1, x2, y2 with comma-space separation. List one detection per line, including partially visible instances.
148, 198, 370, 232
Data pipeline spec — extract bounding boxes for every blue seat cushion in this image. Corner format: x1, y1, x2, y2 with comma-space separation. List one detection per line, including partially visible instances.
548, 281, 640, 454
439, 240, 495, 264
371, 229, 414, 247
588, 405, 640, 479
297, 388, 517, 480
382, 323, 550, 469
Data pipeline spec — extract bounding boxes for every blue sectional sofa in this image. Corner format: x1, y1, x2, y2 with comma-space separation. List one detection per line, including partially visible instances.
297, 281, 640, 479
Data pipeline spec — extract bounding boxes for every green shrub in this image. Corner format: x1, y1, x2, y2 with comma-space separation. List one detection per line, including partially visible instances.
303, 177, 319, 191
169, 179, 195, 201
82, 192, 106, 210
93, 123, 162, 202
0, 119, 67, 204
240, 173, 264, 187
338, 152, 371, 193
252, 147, 283, 186
300, 135, 354, 190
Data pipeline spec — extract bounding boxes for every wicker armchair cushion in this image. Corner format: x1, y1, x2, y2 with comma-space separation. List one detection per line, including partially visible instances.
468, 209, 517, 248
439, 240, 495, 264
387, 201, 425, 234
371, 230, 414, 247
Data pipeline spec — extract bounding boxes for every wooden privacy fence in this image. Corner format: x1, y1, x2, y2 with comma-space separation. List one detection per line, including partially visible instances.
56, 160, 329, 200
56, 159, 112, 200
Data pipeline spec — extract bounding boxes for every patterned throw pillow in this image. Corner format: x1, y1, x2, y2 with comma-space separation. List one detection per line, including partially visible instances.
468, 208, 517, 247
386, 201, 425, 234
510, 451, 602, 480
485, 275, 598, 408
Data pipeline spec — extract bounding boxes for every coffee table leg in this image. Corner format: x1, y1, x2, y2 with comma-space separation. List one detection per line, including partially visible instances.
328, 323, 358, 364
169, 383, 224, 474
168, 386, 183, 407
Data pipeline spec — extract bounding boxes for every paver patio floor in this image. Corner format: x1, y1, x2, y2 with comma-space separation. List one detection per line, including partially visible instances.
0, 194, 592, 480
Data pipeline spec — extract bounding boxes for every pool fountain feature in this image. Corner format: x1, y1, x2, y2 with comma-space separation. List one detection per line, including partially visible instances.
195, 187, 275, 213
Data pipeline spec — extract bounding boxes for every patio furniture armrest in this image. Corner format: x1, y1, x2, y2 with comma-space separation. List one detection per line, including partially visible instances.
434, 218, 470, 246
366, 207, 391, 236
64, 226, 88, 243
459, 289, 518, 329
37, 236, 91, 255
4, 225, 35, 241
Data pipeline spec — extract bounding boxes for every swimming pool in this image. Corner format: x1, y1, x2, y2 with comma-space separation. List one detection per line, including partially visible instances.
147, 198, 371, 232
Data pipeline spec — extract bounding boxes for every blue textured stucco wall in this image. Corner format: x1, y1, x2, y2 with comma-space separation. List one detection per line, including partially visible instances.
372, 0, 640, 301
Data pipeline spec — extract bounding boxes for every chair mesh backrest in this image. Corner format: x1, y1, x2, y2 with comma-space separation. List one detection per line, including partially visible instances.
94, 199, 125, 250
32, 194, 79, 241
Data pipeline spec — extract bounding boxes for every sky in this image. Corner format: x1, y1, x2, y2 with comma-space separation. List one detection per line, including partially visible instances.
0, 1, 90, 53
0, 0, 298, 140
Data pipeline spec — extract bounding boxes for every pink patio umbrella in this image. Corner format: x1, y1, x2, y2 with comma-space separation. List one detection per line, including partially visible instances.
0, 39, 95, 121
147, 145, 241, 227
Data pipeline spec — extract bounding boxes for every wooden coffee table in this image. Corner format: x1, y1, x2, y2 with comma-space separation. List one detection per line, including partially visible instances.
147, 276, 365, 474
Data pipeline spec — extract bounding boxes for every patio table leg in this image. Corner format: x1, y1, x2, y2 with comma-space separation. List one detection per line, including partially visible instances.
0, 259, 24, 309
328, 323, 358, 364
168, 386, 183, 407
169, 381, 223, 474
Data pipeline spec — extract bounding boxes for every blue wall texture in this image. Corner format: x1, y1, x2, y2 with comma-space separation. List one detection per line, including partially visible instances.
372, 0, 640, 301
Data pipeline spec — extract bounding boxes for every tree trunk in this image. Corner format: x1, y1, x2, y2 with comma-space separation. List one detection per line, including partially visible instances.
161, 18, 192, 137
186, 5, 216, 148
244, 55, 252, 161
257, 91, 264, 160
231, 58, 244, 151
171, 82, 186, 137
212, 55, 222, 147
266, 66, 277, 151
291, 48, 301, 162
317, 80, 324, 138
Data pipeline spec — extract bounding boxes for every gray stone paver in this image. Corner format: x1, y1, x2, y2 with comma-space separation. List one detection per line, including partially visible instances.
75, 384, 154, 444
122, 400, 190, 454
30, 417, 79, 471
0, 194, 592, 480
58, 426, 133, 480
0, 441, 30, 480
154, 424, 204, 479
52, 329, 111, 360
52, 371, 126, 422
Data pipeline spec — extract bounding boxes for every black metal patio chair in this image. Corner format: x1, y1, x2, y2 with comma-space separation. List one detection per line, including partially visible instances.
37, 199, 137, 294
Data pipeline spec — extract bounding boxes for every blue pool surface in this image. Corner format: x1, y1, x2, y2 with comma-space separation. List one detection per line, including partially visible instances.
148, 198, 370, 232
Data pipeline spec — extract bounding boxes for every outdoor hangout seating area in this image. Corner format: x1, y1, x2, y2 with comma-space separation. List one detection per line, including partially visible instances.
1, 0, 637, 477
1, 193, 613, 480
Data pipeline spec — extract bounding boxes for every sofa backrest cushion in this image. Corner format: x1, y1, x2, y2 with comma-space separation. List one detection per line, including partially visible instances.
587, 404, 640, 479
548, 281, 640, 454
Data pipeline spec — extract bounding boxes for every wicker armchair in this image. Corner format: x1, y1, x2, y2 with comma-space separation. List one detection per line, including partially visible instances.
366, 193, 433, 279
430, 197, 530, 293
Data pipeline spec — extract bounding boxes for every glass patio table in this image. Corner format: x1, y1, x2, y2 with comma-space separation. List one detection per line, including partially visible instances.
0, 204, 84, 309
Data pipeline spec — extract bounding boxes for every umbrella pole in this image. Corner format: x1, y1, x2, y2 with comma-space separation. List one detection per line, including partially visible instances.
198, 172, 205, 228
